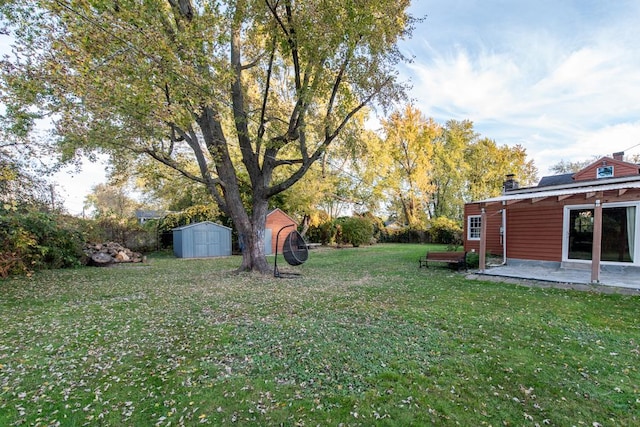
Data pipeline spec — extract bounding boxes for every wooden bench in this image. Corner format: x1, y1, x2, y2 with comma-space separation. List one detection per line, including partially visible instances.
419, 251, 467, 270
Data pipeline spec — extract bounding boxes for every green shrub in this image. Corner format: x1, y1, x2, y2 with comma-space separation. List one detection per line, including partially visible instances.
465, 251, 479, 268
92, 216, 159, 252
159, 204, 220, 232
155, 204, 222, 250
428, 217, 463, 246
304, 216, 376, 247
339, 216, 374, 247
307, 220, 337, 245
0, 210, 85, 276
380, 226, 428, 243
359, 212, 385, 242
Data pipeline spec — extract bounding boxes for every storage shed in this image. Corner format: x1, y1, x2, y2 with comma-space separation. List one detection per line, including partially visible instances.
173, 221, 232, 258
265, 208, 298, 254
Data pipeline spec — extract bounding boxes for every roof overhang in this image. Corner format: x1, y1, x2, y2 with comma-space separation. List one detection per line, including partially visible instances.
478, 178, 640, 206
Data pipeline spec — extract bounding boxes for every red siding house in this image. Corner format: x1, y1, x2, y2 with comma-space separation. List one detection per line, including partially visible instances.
464, 152, 640, 282
265, 208, 298, 255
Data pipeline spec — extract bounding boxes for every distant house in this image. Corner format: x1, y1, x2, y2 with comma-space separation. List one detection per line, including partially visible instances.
464, 152, 640, 282
173, 221, 232, 258
135, 210, 166, 224
265, 208, 298, 254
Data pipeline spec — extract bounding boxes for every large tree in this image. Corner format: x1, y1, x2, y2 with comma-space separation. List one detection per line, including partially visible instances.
429, 119, 474, 219
464, 138, 537, 202
430, 120, 538, 221
549, 158, 594, 174
84, 182, 140, 219
0, 0, 414, 272
373, 105, 439, 227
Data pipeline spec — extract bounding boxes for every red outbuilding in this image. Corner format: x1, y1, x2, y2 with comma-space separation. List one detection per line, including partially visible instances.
265, 208, 298, 255
464, 152, 640, 283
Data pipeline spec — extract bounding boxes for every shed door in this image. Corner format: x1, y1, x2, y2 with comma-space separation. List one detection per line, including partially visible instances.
208, 230, 221, 256
194, 229, 221, 257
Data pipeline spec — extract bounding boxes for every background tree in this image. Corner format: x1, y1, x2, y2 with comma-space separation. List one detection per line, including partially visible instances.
550, 154, 639, 176
431, 120, 537, 221
626, 153, 640, 164
465, 139, 537, 201
549, 158, 594, 174
374, 105, 439, 227
84, 182, 140, 220
0, 148, 62, 212
1, 0, 415, 272
0, 114, 63, 212
354, 110, 537, 226
429, 120, 474, 219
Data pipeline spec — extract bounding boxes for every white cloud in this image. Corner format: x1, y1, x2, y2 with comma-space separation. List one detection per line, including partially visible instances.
406, 48, 521, 120
400, 1, 640, 178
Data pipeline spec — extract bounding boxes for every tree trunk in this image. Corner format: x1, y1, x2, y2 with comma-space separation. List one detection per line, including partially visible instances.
196, 106, 271, 274
299, 214, 310, 237
235, 196, 271, 273
239, 224, 270, 273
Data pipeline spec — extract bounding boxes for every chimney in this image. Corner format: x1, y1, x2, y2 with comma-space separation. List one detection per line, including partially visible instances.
613, 151, 624, 161
503, 174, 519, 192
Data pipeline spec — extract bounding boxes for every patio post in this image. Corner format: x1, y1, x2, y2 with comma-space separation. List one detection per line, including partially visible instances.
591, 198, 602, 283
479, 207, 487, 273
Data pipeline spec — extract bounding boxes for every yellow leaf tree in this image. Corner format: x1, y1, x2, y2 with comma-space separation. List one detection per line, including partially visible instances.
0, 0, 416, 272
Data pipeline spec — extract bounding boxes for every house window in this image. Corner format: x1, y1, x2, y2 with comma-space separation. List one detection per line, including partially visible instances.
467, 215, 482, 240
596, 166, 613, 179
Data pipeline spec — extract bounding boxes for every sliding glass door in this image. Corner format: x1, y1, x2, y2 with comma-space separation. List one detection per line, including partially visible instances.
566, 205, 636, 262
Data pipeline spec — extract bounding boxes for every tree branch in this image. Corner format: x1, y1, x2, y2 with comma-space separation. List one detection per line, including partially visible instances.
230, 7, 259, 185
267, 77, 392, 198
141, 148, 207, 184
241, 53, 265, 70
167, 0, 194, 22
264, 0, 301, 90
324, 35, 362, 140
257, 36, 276, 145
264, 0, 307, 152
327, 78, 391, 141
284, 2, 302, 91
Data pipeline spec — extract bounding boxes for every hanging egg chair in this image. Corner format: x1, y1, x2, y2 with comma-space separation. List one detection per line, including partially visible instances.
282, 230, 309, 266
274, 225, 309, 277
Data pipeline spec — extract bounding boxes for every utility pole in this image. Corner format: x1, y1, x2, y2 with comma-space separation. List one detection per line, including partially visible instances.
49, 183, 56, 211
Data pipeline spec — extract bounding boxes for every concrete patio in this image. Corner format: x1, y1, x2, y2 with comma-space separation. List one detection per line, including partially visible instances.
467, 262, 640, 295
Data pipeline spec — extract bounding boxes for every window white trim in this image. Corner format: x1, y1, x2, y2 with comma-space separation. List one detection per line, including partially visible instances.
467, 215, 482, 241
562, 201, 640, 266
596, 165, 614, 179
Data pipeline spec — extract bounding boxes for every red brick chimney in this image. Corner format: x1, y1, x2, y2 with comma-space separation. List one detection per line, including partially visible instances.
612, 151, 624, 161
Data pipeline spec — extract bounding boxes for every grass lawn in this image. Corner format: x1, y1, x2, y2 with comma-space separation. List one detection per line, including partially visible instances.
1, 243, 638, 426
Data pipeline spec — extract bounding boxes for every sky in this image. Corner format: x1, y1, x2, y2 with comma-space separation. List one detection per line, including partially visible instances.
7, 0, 640, 215
398, 0, 640, 174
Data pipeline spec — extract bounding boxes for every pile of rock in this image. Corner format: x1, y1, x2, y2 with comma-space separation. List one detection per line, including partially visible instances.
84, 242, 144, 266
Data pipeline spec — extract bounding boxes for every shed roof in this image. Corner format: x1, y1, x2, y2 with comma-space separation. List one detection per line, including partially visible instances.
267, 208, 298, 224
172, 221, 232, 231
